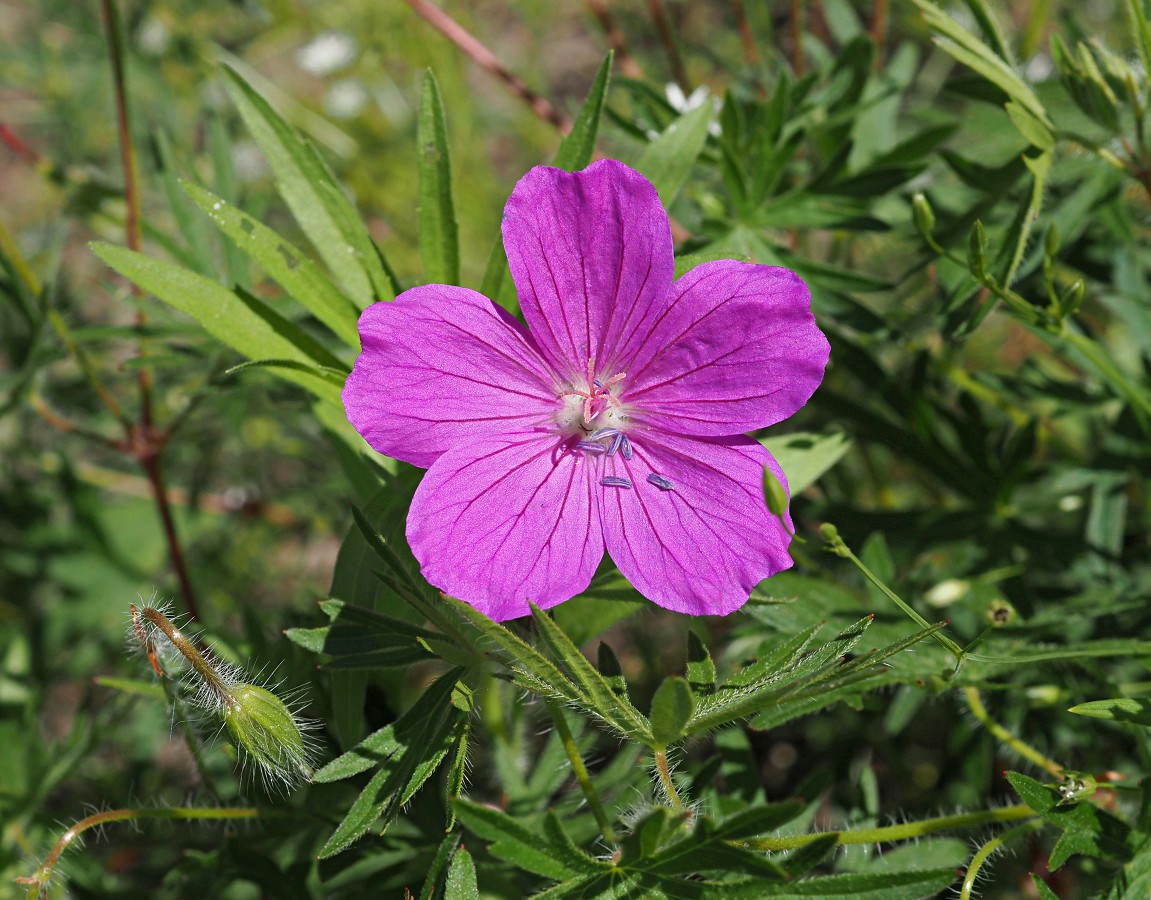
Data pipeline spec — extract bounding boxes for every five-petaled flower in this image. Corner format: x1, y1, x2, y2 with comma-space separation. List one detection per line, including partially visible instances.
343, 159, 829, 621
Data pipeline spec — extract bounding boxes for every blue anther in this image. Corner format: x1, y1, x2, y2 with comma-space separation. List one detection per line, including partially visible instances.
600, 476, 633, 489
575, 440, 606, 455
646, 473, 674, 491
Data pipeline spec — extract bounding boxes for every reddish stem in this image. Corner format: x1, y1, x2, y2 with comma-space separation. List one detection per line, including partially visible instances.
584, 0, 644, 79
403, 0, 570, 133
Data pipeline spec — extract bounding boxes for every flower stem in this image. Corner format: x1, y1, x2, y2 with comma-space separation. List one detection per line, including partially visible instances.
820, 524, 965, 659
960, 819, 1045, 900
17, 806, 260, 899
964, 686, 1065, 778
136, 604, 228, 700
741, 804, 1035, 852
547, 701, 617, 846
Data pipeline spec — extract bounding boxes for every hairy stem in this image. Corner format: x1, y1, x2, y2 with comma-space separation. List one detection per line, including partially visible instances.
403, 0, 569, 132
547, 701, 617, 846
960, 819, 1045, 900
743, 804, 1036, 851
653, 749, 685, 810
18, 806, 260, 899
965, 687, 1065, 778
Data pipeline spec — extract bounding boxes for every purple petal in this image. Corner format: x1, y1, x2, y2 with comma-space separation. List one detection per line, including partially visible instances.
502, 160, 675, 380
343, 285, 559, 468
622, 261, 830, 436
407, 435, 603, 621
598, 431, 793, 616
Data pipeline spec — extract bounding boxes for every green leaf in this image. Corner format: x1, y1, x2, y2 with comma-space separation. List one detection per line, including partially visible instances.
747, 866, 960, 897
418, 834, 460, 900
914, 1, 1053, 131
91, 676, 166, 700
760, 431, 852, 494
553, 52, 612, 172
182, 182, 361, 346
1006, 770, 1133, 870
453, 798, 587, 880
650, 676, 696, 747
529, 604, 652, 742
417, 70, 460, 285
1033, 872, 1061, 900
316, 669, 468, 857
90, 244, 341, 402
221, 64, 392, 305
444, 721, 469, 830
634, 98, 714, 208
443, 845, 478, 900
312, 668, 464, 783
685, 631, 716, 696
1069, 698, 1151, 727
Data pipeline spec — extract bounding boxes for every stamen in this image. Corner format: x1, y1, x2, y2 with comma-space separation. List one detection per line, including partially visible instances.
575, 440, 606, 455
619, 435, 634, 460
600, 476, 633, 489
606, 432, 624, 457
646, 473, 674, 491
587, 428, 620, 440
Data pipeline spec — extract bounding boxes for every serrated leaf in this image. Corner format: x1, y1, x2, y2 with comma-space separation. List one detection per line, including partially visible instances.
650, 676, 695, 747
182, 182, 360, 345
1006, 770, 1133, 870
221, 64, 392, 305
759, 431, 852, 494
444, 721, 469, 831
91, 244, 342, 402
1069, 697, 1151, 726
444, 845, 478, 900
553, 52, 612, 172
597, 641, 630, 700
747, 866, 960, 897
417, 70, 459, 285
634, 98, 714, 208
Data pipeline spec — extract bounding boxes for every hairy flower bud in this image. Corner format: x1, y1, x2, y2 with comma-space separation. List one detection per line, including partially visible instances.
223, 683, 314, 788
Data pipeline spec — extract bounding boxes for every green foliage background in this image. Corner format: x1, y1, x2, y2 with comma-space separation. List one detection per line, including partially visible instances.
2, 0, 1151, 897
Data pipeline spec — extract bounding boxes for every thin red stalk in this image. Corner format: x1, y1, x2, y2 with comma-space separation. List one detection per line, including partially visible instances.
584, 0, 644, 79
645, 0, 688, 90
870, 0, 889, 68
99, 0, 201, 621
0, 124, 42, 165
404, 0, 570, 133
790, 0, 804, 76
731, 0, 761, 68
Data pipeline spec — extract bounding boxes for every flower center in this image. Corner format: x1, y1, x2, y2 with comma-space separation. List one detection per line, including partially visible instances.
556, 358, 629, 434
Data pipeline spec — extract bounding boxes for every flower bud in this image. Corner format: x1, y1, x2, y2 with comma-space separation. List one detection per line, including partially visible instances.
224, 683, 314, 787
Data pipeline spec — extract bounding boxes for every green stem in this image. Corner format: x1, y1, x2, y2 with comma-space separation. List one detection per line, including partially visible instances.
1059, 327, 1151, 435
964, 687, 1065, 777
960, 819, 1045, 900
654, 749, 686, 810
821, 524, 965, 659
742, 804, 1035, 852
547, 701, 617, 846
18, 806, 260, 898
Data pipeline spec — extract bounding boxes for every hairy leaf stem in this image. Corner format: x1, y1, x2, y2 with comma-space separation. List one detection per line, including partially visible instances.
964, 686, 1065, 777
546, 700, 617, 846
653, 749, 685, 810
960, 819, 1045, 900
742, 804, 1035, 852
18, 806, 260, 899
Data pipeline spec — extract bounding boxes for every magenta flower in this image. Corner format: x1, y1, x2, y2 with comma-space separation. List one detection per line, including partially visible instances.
343, 160, 829, 621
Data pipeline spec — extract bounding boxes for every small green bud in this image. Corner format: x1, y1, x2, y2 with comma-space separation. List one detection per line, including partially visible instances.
1044, 223, 1060, 257
763, 467, 790, 520
224, 684, 313, 788
911, 192, 935, 237
819, 522, 840, 543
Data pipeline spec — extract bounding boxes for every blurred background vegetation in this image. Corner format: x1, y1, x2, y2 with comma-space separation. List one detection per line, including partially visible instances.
3, 0, 1151, 897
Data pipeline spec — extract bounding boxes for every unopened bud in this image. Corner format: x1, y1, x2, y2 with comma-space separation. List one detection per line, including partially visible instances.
912, 192, 935, 237
224, 684, 314, 788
